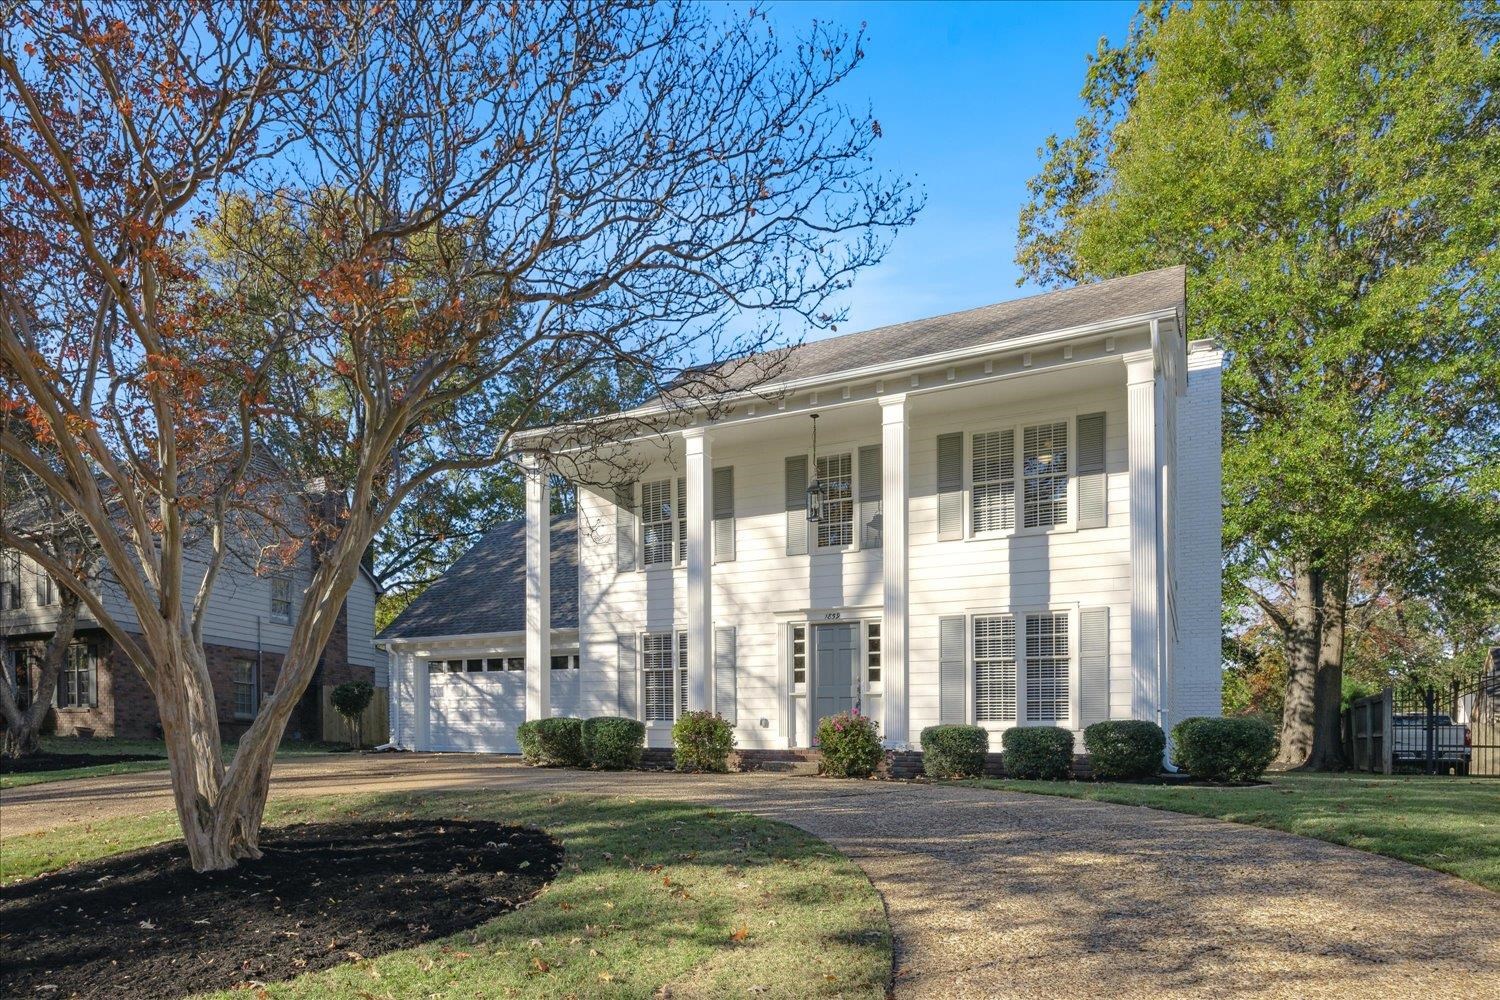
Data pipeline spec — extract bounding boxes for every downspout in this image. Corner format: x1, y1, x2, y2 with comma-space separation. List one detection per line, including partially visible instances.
1150, 318, 1178, 773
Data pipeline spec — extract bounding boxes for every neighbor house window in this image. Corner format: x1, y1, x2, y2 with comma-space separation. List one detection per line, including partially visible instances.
0, 551, 20, 610
1022, 422, 1069, 529
35, 568, 56, 607
791, 625, 807, 685
5, 648, 32, 710
974, 615, 1017, 723
232, 658, 259, 719
1025, 612, 1070, 722
971, 430, 1016, 533
57, 642, 97, 709
816, 453, 854, 548
866, 621, 882, 684
641, 480, 674, 567
270, 574, 294, 623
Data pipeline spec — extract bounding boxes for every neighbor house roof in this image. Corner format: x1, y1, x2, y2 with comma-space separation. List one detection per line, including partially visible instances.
378, 514, 578, 640
764, 265, 1186, 385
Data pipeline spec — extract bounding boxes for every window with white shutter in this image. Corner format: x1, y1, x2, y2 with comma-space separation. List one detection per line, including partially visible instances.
974, 615, 1017, 722
676, 477, 687, 564
642, 632, 675, 721
971, 430, 1015, 533
1025, 612, 1070, 722
1022, 422, 1069, 529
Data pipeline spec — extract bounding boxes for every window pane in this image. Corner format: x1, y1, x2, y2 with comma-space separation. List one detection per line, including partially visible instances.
1022, 422, 1069, 528
1025, 613, 1070, 722
643, 633, 675, 721
792, 625, 807, 685
972, 431, 1015, 532
506, 657, 526, 672
866, 621, 882, 683
816, 453, 853, 548
641, 480, 674, 566
974, 616, 1016, 722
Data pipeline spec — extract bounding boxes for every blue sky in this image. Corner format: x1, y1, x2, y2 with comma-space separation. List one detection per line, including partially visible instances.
760, 0, 1137, 335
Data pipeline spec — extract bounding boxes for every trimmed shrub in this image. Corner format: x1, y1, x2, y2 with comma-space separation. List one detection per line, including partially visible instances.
1000, 726, 1074, 780
817, 711, 884, 778
516, 716, 586, 767
1083, 720, 1165, 781
330, 680, 375, 749
920, 724, 989, 779
582, 716, 646, 770
672, 711, 735, 773
1171, 716, 1276, 783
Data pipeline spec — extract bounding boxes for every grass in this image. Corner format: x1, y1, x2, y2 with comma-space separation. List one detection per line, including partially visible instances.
1, 789, 890, 998
971, 771, 1500, 892
0, 736, 348, 790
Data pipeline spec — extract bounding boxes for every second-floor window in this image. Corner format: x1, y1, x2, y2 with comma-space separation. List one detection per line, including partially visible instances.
816, 452, 854, 549
35, 570, 55, 607
641, 480, 675, 567
0, 551, 21, 610
1022, 421, 1069, 529
270, 574, 293, 624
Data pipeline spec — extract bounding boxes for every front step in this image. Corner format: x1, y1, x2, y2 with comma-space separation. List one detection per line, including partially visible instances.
754, 759, 822, 776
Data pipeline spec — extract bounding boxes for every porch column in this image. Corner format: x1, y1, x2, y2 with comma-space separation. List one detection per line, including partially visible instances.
524, 455, 551, 720
1125, 350, 1161, 724
684, 428, 712, 711
880, 394, 910, 747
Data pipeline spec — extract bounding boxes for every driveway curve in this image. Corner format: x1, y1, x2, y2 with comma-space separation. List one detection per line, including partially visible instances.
4, 753, 1497, 999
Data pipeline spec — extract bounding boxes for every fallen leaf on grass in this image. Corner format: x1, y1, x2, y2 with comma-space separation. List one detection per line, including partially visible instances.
531, 957, 551, 973
729, 924, 749, 942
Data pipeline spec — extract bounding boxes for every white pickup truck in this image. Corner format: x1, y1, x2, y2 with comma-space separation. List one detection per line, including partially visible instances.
1391, 713, 1472, 775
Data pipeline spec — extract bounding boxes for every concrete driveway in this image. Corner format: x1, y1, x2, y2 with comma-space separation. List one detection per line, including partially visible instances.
4, 753, 1497, 999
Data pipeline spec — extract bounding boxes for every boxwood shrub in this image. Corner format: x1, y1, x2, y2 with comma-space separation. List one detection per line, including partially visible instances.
582, 716, 645, 770
818, 711, 885, 778
1083, 720, 1165, 781
672, 710, 735, 773
1000, 726, 1074, 780
920, 724, 989, 779
1171, 716, 1277, 783
516, 717, 586, 767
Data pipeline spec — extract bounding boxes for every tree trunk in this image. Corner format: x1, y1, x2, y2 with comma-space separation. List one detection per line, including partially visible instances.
0, 591, 78, 759
1304, 569, 1349, 771
1274, 557, 1322, 768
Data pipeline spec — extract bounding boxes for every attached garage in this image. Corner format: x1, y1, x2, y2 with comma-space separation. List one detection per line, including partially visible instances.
425, 658, 527, 753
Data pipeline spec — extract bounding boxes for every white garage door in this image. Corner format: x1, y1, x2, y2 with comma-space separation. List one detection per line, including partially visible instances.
427, 658, 525, 753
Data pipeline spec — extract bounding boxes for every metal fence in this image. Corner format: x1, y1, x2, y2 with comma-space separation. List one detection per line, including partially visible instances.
1345, 657, 1500, 778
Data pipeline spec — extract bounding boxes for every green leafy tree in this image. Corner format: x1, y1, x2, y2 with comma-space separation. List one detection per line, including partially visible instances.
1019, 0, 1500, 768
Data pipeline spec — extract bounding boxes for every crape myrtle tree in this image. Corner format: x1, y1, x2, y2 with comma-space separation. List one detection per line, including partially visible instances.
1016, 0, 1500, 769
0, 1, 917, 869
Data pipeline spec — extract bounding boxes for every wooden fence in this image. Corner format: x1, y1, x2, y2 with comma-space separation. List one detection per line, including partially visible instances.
1345, 689, 1392, 774
318, 685, 390, 747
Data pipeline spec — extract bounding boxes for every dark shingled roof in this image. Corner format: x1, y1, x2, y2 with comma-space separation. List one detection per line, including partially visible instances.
379, 515, 577, 640
772, 266, 1185, 384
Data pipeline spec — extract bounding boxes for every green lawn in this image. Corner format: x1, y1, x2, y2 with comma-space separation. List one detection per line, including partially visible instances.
971, 772, 1499, 891
1, 790, 890, 998
0, 736, 348, 790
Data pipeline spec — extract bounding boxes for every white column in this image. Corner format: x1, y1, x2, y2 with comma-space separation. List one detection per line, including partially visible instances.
880, 394, 910, 747
524, 456, 551, 721
1125, 350, 1161, 724
684, 428, 712, 711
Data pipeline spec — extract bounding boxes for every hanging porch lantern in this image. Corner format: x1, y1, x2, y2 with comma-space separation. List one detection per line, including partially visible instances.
805, 413, 824, 522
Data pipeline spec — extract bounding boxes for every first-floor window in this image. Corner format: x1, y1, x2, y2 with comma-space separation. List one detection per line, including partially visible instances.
1025, 612, 1070, 722
232, 658, 259, 719
973, 615, 1017, 722
642, 632, 675, 721
58, 642, 97, 709
5, 648, 33, 710
866, 621, 882, 684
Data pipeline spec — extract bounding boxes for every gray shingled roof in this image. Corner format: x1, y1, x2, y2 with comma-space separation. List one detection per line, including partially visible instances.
378, 515, 577, 640
771, 266, 1185, 384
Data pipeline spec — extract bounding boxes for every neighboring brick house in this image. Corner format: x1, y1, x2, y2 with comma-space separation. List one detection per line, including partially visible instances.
0, 537, 381, 742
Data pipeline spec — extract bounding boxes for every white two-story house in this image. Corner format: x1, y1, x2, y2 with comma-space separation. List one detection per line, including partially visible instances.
379, 266, 1222, 758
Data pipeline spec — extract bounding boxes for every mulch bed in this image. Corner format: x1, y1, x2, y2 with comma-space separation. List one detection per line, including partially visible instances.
0, 751, 165, 774
0, 819, 562, 1000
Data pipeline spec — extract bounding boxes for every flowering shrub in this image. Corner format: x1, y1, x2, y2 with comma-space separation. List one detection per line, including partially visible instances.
672, 711, 735, 773
817, 710, 884, 778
